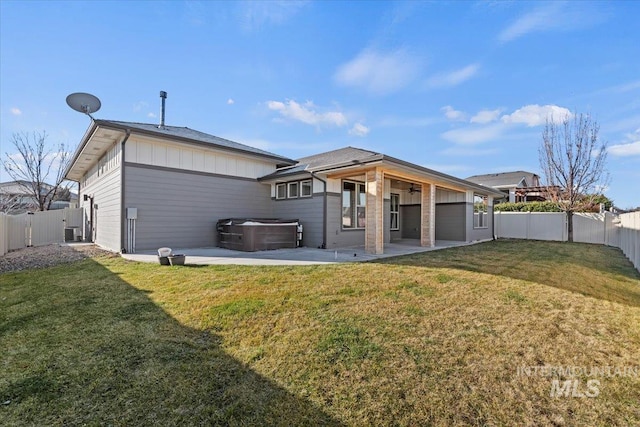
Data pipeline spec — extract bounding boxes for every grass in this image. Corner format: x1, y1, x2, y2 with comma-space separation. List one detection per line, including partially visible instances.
1, 240, 640, 426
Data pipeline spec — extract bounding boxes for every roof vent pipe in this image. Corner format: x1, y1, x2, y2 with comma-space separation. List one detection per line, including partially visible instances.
159, 91, 167, 128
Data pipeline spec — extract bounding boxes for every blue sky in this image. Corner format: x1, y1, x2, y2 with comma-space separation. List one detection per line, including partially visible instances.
1, 1, 638, 207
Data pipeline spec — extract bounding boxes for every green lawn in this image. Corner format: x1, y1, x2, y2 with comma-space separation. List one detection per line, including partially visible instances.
1, 240, 639, 426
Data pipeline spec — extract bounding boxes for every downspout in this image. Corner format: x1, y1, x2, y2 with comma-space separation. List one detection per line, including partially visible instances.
119, 129, 131, 253
310, 172, 327, 249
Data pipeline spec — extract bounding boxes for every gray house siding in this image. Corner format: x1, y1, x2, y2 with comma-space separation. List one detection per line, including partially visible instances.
272, 194, 324, 248
81, 166, 122, 252
124, 164, 273, 250
465, 203, 494, 242
325, 192, 364, 249
435, 203, 466, 241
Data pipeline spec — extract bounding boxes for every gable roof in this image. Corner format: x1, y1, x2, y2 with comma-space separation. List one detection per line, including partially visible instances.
65, 119, 295, 181
465, 171, 539, 188
260, 146, 504, 197
259, 147, 382, 179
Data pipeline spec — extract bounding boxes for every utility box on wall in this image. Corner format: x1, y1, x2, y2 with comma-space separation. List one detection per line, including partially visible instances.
126, 207, 138, 219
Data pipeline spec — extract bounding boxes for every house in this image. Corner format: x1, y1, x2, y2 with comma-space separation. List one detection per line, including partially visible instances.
64, 119, 503, 254
0, 180, 77, 213
465, 171, 545, 203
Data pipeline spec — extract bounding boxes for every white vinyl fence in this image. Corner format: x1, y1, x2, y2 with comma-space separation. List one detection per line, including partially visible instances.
494, 211, 640, 272
0, 208, 84, 256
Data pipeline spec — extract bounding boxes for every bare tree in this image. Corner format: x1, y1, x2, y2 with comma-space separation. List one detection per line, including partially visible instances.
2, 131, 71, 211
0, 193, 22, 214
539, 113, 609, 242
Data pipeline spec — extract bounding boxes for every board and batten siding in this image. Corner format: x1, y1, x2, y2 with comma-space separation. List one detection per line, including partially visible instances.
80, 143, 122, 252
125, 135, 276, 180
124, 164, 273, 250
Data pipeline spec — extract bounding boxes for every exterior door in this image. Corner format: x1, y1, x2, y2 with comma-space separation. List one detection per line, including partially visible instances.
401, 205, 421, 239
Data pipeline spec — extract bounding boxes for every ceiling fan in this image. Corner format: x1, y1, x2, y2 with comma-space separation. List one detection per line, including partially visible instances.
408, 183, 421, 194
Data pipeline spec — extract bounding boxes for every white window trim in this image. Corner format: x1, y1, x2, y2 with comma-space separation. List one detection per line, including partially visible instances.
473, 194, 488, 229
390, 193, 400, 231
276, 183, 286, 200
287, 182, 299, 199
300, 180, 312, 198
342, 180, 366, 230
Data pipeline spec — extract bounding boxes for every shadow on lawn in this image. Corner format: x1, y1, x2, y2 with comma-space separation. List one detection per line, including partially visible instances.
0, 259, 343, 426
374, 240, 640, 308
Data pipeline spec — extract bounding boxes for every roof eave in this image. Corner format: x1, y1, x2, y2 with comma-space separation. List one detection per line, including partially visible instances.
64, 120, 100, 182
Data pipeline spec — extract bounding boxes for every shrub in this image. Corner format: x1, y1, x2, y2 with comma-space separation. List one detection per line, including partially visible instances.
494, 202, 562, 212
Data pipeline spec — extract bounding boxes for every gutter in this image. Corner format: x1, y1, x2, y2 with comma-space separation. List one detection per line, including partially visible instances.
119, 129, 131, 253
310, 172, 327, 249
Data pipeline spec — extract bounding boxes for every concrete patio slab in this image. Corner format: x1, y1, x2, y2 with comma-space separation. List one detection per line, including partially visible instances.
121, 240, 482, 266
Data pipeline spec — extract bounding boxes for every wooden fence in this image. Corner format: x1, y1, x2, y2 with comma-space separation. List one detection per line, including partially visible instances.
494, 211, 640, 272
0, 208, 84, 256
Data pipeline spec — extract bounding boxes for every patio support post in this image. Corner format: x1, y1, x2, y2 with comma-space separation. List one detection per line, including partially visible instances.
365, 168, 384, 254
421, 182, 436, 247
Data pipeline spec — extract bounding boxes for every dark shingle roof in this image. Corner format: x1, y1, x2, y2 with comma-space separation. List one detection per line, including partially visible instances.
97, 120, 295, 164
296, 147, 380, 169
260, 147, 381, 179
465, 171, 539, 188
260, 146, 503, 196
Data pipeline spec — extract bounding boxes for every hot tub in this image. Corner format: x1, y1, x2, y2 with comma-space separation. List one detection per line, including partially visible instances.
216, 218, 301, 252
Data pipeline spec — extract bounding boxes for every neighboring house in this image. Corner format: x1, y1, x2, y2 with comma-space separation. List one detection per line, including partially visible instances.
0, 180, 77, 213
465, 171, 546, 203
64, 120, 502, 254
0, 181, 39, 213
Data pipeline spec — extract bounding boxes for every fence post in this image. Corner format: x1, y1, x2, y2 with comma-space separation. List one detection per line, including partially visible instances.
0, 213, 7, 256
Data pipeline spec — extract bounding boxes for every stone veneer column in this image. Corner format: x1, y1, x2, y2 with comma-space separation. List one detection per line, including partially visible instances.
421, 182, 436, 247
365, 168, 384, 254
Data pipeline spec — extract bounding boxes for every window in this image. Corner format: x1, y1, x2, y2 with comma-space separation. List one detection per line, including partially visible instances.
300, 180, 312, 197
390, 193, 399, 230
276, 183, 286, 200
473, 194, 488, 228
288, 182, 299, 198
342, 181, 366, 229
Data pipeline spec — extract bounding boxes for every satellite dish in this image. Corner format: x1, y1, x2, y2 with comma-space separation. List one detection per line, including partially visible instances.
66, 92, 101, 118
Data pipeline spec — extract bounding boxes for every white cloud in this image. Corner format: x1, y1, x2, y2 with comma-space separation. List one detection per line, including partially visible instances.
441, 106, 467, 122
471, 109, 502, 124
377, 116, 440, 127
422, 163, 471, 173
441, 146, 500, 156
501, 104, 571, 127
239, 1, 308, 31
267, 100, 347, 128
349, 123, 370, 137
133, 101, 148, 113
498, 2, 606, 43
10, 107, 22, 116
609, 141, 640, 156
227, 98, 235, 105
334, 48, 420, 95
441, 123, 504, 145
147, 112, 156, 118
425, 63, 479, 89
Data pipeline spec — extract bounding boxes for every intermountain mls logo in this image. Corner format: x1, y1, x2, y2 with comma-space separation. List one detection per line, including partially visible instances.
550, 379, 600, 398
517, 365, 639, 398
